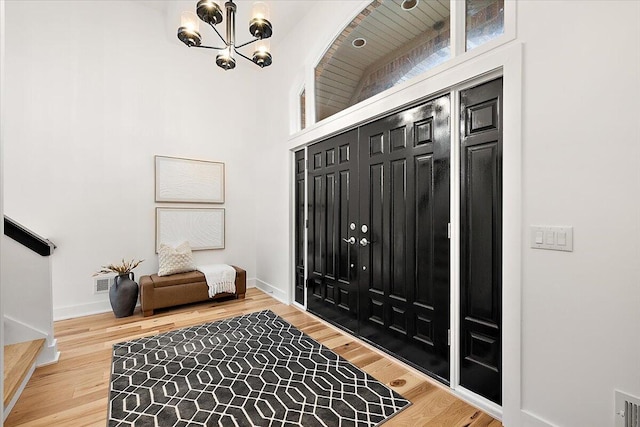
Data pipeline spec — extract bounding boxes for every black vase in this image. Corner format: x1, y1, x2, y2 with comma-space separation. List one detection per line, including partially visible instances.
110, 272, 139, 318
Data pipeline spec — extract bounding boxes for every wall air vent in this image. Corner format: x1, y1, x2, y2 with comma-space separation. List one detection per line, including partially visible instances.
94, 276, 114, 294
616, 390, 640, 427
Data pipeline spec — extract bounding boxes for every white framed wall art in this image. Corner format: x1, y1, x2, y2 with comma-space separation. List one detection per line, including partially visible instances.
155, 155, 225, 203
156, 207, 225, 252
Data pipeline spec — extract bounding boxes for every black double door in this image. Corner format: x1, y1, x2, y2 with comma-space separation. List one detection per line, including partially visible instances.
306, 95, 451, 382
301, 78, 503, 403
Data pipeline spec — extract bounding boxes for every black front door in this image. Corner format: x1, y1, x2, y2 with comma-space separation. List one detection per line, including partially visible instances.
307, 129, 359, 334
358, 96, 451, 381
303, 82, 504, 400
306, 95, 451, 380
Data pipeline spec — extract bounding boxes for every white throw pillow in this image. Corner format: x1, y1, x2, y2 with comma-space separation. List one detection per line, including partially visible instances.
157, 241, 196, 276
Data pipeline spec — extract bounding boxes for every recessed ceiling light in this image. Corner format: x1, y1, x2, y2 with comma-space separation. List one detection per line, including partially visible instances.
401, 0, 419, 11
352, 37, 366, 48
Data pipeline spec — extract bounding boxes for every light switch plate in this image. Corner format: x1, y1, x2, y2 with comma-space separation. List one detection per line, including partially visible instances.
530, 226, 573, 252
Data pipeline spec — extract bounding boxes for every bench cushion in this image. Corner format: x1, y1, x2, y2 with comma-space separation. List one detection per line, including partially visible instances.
149, 271, 206, 288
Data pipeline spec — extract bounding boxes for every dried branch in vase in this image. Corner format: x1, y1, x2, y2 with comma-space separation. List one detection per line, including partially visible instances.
94, 258, 144, 276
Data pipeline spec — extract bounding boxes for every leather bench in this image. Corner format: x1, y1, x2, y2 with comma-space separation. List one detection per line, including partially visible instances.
139, 265, 246, 317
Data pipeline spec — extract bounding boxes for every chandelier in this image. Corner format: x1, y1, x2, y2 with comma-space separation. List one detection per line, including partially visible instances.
177, 0, 273, 70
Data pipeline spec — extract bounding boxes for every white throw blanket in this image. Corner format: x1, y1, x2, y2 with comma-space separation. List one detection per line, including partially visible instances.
197, 264, 236, 298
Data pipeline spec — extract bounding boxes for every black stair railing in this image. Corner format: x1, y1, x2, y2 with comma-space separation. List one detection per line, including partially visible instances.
3, 216, 56, 256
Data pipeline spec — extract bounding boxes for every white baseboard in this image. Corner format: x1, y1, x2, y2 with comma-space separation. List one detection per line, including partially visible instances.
37, 338, 60, 366
454, 386, 502, 421
53, 300, 113, 321
254, 279, 289, 304
521, 409, 557, 427
54, 278, 257, 321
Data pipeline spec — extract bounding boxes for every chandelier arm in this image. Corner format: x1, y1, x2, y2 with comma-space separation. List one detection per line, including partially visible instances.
234, 38, 259, 50
235, 50, 256, 65
192, 45, 227, 51
209, 22, 229, 46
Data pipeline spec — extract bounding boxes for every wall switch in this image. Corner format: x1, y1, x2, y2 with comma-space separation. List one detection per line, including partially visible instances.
535, 231, 543, 244
544, 231, 555, 245
557, 232, 567, 246
530, 226, 573, 252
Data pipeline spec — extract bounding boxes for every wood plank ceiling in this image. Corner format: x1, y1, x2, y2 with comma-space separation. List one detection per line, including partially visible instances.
315, 0, 451, 121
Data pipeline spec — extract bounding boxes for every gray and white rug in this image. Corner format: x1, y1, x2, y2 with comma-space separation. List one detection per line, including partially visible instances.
108, 310, 410, 426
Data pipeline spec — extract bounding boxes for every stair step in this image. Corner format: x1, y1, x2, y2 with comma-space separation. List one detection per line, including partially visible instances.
3, 338, 45, 407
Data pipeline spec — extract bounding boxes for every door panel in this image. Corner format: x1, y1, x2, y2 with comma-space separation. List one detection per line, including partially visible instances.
358, 96, 451, 381
460, 78, 503, 404
294, 149, 305, 305
307, 130, 359, 334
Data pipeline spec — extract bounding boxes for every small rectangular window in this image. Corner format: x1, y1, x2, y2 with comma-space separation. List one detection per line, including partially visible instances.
465, 0, 504, 51
300, 89, 306, 130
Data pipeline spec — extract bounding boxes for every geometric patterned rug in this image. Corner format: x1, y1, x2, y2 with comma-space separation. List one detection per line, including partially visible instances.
108, 310, 410, 426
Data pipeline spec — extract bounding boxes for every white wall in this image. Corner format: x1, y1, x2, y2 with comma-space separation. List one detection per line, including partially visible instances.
3, 0, 259, 318
255, 1, 640, 427
254, 1, 365, 298
518, 1, 640, 426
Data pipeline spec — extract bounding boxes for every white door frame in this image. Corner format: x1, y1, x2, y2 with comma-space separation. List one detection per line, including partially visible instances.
288, 42, 523, 423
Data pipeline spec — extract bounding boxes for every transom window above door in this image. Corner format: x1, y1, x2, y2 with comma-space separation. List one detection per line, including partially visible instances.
313, 0, 505, 123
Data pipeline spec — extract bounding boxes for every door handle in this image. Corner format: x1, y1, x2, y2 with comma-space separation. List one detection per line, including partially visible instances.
342, 237, 356, 245
360, 238, 371, 247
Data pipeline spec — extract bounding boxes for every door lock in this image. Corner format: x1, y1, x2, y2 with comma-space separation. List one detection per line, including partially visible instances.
342, 237, 356, 245
360, 238, 371, 247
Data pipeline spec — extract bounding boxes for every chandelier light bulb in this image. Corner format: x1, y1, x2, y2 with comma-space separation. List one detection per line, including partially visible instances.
177, 11, 202, 47
196, 0, 223, 25
252, 38, 272, 68
251, 2, 269, 20
256, 38, 270, 54
249, 1, 273, 39
181, 11, 200, 33
216, 47, 237, 70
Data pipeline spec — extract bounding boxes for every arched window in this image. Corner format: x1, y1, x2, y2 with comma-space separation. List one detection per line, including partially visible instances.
313, 0, 504, 122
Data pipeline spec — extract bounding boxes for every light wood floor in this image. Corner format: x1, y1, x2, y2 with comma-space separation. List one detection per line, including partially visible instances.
3, 338, 45, 407
5, 288, 502, 426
